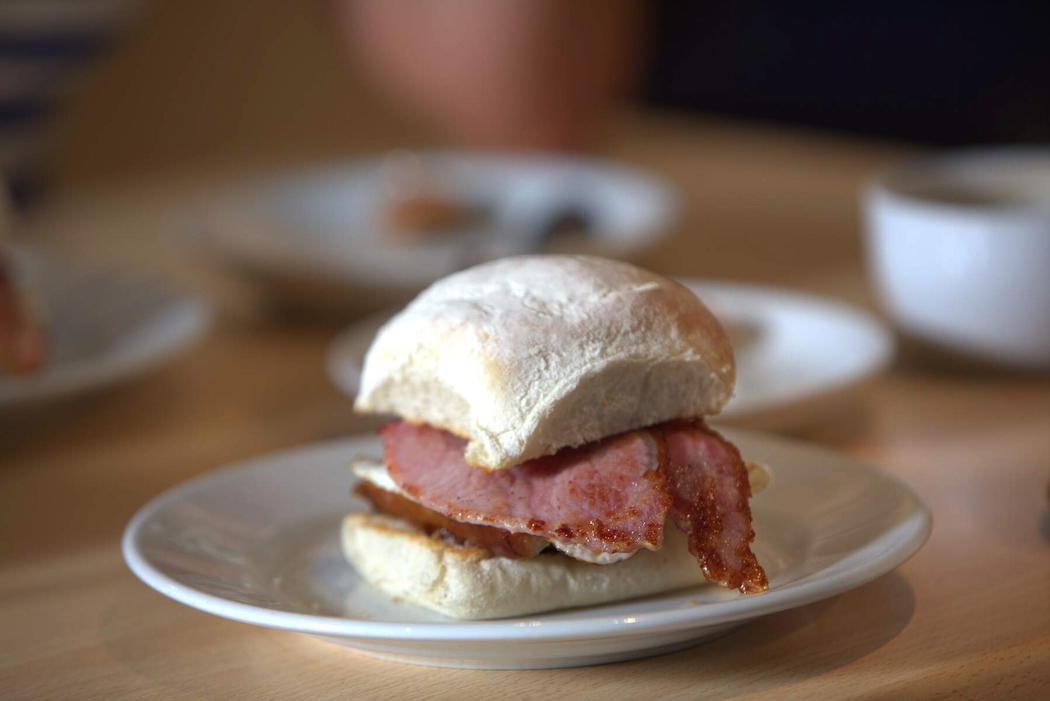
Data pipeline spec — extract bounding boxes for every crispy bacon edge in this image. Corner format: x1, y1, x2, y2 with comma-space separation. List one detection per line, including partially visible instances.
657, 421, 769, 594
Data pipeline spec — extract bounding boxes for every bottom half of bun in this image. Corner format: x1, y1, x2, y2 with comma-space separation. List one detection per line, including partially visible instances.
341, 512, 713, 620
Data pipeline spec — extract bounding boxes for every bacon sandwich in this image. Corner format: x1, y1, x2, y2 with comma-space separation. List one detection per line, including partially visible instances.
343, 255, 769, 619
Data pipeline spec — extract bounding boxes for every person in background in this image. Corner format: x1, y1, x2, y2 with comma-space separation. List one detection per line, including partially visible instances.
336, 0, 644, 152
0, 0, 147, 208
338, 0, 1048, 151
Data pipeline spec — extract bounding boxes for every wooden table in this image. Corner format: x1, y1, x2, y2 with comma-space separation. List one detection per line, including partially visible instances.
3, 114, 1049, 700
3, 5, 1050, 692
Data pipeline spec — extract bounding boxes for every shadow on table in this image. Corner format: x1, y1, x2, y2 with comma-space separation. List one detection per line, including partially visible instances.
0, 392, 105, 448
775, 392, 877, 448
99, 585, 338, 700
100, 571, 915, 699
567, 571, 916, 698
892, 335, 1050, 379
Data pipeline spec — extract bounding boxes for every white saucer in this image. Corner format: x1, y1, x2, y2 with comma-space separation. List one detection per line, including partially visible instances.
123, 430, 930, 669
0, 250, 210, 410
326, 279, 894, 429
178, 153, 679, 315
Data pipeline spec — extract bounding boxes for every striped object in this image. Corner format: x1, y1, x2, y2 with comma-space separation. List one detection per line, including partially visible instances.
0, 0, 148, 206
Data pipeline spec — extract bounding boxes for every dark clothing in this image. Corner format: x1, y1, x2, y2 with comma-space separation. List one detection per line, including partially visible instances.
644, 2, 1050, 144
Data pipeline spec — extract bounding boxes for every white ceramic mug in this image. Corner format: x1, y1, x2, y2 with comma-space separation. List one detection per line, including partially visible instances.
864, 147, 1050, 369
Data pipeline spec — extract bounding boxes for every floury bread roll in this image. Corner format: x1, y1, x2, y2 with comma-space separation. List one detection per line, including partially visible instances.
343, 514, 717, 620
346, 255, 769, 619
354, 255, 734, 471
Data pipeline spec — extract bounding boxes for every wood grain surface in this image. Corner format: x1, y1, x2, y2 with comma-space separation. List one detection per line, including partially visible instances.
2, 2, 1049, 699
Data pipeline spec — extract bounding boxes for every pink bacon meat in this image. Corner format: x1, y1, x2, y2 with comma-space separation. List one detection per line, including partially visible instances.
381, 419, 768, 593
382, 421, 671, 555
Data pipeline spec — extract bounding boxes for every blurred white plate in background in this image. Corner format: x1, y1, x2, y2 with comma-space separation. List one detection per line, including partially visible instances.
0, 250, 210, 411
178, 152, 679, 315
123, 430, 930, 669
326, 279, 895, 429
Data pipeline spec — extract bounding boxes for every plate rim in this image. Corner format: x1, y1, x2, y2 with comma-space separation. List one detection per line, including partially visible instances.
0, 250, 212, 408
183, 151, 683, 289
684, 278, 896, 417
123, 430, 931, 642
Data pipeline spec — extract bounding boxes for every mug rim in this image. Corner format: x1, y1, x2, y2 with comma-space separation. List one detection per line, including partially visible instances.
865, 145, 1050, 219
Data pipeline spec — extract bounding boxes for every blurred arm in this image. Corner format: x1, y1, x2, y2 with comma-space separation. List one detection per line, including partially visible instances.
335, 0, 645, 151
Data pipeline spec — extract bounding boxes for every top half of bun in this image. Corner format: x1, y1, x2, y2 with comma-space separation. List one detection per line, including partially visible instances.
354, 255, 734, 470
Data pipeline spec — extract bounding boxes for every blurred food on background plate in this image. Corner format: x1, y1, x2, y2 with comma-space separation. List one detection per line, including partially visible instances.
379, 150, 485, 242
0, 197, 47, 375
0, 248, 48, 375
380, 150, 596, 247
180, 152, 676, 317
0, 250, 209, 413
385, 193, 481, 242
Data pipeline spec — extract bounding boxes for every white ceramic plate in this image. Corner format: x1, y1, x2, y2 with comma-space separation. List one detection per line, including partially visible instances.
0, 250, 210, 411
178, 153, 679, 314
326, 280, 895, 429
123, 430, 930, 669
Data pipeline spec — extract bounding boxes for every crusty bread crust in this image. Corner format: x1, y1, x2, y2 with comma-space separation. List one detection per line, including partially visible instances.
354, 255, 735, 470
341, 513, 713, 620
